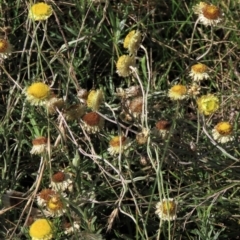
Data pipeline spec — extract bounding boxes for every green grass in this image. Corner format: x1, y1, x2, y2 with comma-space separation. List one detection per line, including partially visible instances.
0, 0, 240, 239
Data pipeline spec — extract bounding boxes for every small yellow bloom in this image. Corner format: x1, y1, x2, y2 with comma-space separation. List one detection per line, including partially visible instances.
189, 63, 209, 81
123, 30, 141, 54
29, 2, 53, 21
197, 94, 219, 115
108, 136, 131, 156
155, 198, 177, 221
116, 55, 136, 77
25, 82, 50, 106
168, 85, 187, 100
48, 197, 63, 211
87, 89, 104, 111
212, 122, 234, 143
29, 219, 53, 240
193, 2, 223, 26
45, 194, 67, 217
0, 39, 12, 59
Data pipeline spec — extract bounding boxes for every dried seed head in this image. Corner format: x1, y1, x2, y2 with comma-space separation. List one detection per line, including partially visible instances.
156, 120, 171, 130
32, 137, 48, 146
52, 171, 66, 183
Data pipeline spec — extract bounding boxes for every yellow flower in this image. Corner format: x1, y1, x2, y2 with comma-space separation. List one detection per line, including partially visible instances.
29, 219, 53, 240
0, 39, 12, 59
189, 63, 209, 81
107, 136, 131, 156
123, 30, 142, 54
29, 2, 53, 21
168, 85, 187, 100
197, 94, 219, 115
116, 55, 136, 77
155, 198, 177, 221
87, 89, 104, 111
212, 122, 234, 143
81, 112, 104, 134
25, 82, 50, 106
193, 2, 223, 26
45, 194, 67, 217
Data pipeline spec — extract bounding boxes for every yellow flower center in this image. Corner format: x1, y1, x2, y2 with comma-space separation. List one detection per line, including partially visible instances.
203, 99, 217, 111
161, 200, 176, 215
171, 85, 187, 95
0, 39, 8, 53
47, 196, 64, 211
31, 3, 52, 16
215, 122, 233, 136
29, 219, 52, 238
197, 95, 219, 115
27, 82, 50, 99
110, 136, 126, 147
191, 63, 207, 73
202, 5, 221, 20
